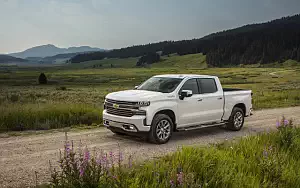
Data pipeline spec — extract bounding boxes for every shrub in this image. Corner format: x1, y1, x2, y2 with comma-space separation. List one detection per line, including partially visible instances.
38, 73, 48, 84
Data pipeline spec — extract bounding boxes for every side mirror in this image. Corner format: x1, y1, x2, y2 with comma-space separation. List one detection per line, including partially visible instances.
179, 90, 193, 100
134, 85, 139, 89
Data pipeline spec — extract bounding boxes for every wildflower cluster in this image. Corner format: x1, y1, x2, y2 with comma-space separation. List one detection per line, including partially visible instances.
50, 138, 199, 188
276, 115, 293, 129
50, 135, 130, 187
275, 115, 295, 149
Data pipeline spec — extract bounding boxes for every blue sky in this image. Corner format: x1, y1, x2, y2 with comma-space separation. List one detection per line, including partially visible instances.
0, 0, 299, 53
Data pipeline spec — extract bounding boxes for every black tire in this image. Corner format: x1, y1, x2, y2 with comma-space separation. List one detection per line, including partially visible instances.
226, 107, 245, 131
148, 114, 173, 144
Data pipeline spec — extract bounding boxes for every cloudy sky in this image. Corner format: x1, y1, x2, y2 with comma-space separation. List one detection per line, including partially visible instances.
0, 0, 299, 53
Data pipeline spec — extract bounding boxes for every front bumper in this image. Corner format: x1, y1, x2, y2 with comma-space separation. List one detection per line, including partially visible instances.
249, 108, 253, 116
103, 110, 151, 132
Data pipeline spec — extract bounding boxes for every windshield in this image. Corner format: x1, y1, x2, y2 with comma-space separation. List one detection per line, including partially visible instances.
137, 77, 183, 93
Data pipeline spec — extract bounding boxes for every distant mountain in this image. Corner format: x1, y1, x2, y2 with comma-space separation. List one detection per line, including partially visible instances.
0, 55, 28, 64
9, 44, 104, 59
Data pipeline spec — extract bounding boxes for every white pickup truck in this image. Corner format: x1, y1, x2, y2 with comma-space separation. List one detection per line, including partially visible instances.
103, 74, 252, 144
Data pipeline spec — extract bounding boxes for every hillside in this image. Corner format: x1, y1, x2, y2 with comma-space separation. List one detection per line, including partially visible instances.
0, 55, 27, 64
9, 44, 104, 59
42, 52, 84, 64
70, 14, 300, 67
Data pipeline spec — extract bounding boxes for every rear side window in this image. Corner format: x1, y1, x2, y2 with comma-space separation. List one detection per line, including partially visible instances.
198, 78, 218, 94
180, 79, 199, 94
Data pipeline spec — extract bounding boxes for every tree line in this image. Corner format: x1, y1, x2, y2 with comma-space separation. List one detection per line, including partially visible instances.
70, 14, 300, 67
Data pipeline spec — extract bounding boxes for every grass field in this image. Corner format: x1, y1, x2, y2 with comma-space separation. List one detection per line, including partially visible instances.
0, 53, 300, 132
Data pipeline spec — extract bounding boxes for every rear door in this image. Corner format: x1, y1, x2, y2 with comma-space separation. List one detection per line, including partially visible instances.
196, 78, 224, 123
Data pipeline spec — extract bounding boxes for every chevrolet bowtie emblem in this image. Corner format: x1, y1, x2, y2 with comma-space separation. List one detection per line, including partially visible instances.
113, 104, 119, 109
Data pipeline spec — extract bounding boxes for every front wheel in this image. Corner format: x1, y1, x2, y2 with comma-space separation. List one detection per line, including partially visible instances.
226, 107, 244, 131
148, 114, 173, 144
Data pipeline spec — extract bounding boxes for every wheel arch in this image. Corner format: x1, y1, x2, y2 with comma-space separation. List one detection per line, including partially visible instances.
153, 109, 176, 131
232, 103, 246, 115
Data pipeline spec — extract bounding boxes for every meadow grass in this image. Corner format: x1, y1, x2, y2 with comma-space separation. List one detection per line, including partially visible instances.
0, 103, 102, 132
0, 53, 299, 132
48, 120, 300, 188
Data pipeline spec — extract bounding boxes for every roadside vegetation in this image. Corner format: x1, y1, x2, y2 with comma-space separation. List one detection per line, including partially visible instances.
46, 117, 300, 188
1, 53, 300, 132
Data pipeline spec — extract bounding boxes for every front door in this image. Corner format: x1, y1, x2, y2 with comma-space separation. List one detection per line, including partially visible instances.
177, 78, 204, 127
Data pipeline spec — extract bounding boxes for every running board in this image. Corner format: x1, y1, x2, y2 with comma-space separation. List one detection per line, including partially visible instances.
177, 122, 226, 131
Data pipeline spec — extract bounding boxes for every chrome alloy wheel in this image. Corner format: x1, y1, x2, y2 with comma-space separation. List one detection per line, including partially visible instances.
234, 111, 243, 129
156, 119, 171, 141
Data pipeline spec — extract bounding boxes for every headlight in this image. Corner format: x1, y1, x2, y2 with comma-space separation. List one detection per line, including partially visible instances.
138, 101, 150, 106
135, 110, 146, 116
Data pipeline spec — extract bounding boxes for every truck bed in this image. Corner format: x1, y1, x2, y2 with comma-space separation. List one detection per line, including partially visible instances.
222, 88, 252, 120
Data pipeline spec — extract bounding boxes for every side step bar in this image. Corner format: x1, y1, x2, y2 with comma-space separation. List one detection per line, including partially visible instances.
177, 122, 226, 131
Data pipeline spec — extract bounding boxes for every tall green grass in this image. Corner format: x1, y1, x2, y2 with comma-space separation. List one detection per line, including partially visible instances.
49, 120, 300, 188
0, 103, 102, 132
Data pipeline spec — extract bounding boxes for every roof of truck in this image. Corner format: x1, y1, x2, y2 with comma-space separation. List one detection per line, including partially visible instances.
154, 74, 217, 79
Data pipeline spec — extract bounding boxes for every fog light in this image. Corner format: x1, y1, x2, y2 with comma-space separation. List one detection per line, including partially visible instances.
104, 120, 109, 126
123, 124, 136, 131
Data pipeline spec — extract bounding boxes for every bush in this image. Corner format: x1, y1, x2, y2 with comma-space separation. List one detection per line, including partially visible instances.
38, 73, 48, 84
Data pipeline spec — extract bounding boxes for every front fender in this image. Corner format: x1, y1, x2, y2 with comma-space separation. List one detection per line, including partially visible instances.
142, 100, 178, 125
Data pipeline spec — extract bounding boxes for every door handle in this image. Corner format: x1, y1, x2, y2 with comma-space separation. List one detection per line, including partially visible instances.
217, 97, 223, 100
197, 98, 203, 101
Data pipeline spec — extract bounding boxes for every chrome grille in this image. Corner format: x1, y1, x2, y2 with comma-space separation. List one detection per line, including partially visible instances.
106, 106, 134, 117
105, 98, 145, 117
105, 100, 139, 110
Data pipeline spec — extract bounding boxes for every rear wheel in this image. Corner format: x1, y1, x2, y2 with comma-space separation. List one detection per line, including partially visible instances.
148, 114, 173, 144
226, 107, 244, 131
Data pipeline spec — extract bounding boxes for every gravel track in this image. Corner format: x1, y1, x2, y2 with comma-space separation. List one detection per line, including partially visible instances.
0, 106, 299, 188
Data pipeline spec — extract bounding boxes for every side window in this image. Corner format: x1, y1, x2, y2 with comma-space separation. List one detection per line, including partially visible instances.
180, 79, 199, 94
198, 78, 218, 94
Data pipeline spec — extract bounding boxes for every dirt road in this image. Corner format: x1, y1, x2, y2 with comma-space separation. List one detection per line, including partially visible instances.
0, 107, 299, 188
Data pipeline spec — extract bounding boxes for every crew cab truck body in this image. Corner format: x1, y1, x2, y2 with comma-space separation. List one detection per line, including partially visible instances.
103, 74, 252, 144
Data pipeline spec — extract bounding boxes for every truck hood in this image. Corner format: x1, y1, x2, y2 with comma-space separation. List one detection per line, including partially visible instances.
105, 90, 167, 101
